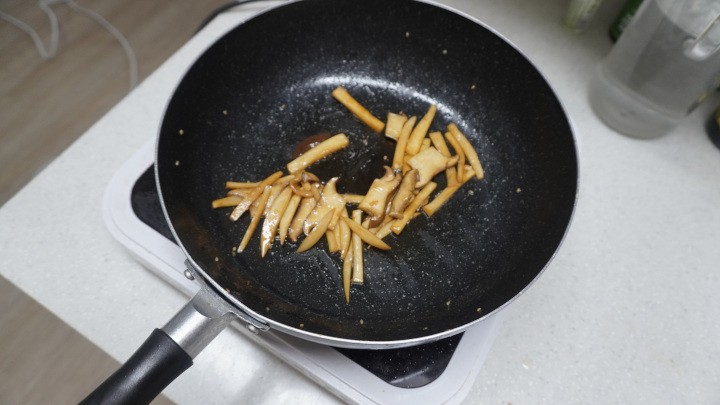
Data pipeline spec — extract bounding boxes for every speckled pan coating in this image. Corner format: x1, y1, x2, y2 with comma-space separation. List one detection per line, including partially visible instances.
156, 0, 577, 346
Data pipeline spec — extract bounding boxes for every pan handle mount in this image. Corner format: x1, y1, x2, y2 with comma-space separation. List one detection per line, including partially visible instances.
161, 283, 240, 358
180, 260, 270, 337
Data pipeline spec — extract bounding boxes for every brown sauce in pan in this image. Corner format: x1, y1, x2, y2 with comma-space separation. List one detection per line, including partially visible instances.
291, 132, 331, 159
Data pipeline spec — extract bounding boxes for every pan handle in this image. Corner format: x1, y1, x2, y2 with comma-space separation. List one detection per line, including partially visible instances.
80, 288, 237, 405
79, 328, 192, 405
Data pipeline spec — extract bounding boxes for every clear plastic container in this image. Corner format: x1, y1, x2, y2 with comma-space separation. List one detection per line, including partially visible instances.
590, 0, 720, 138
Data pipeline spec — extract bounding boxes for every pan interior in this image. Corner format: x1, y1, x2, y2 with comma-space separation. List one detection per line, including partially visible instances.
157, 0, 577, 343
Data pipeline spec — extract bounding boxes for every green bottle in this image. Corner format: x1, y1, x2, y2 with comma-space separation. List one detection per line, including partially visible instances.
610, 0, 645, 41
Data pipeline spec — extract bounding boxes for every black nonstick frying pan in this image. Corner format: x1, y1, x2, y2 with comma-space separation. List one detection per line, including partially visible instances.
83, 0, 577, 403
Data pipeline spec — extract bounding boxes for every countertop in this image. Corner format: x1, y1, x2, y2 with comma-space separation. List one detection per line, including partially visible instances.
1, 0, 719, 404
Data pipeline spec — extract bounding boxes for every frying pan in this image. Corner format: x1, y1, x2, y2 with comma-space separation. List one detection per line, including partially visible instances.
82, 0, 577, 403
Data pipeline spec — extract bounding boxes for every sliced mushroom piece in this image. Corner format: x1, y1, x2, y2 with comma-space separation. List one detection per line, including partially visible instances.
229, 171, 283, 221
225, 188, 252, 198
384, 112, 407, 141
358, 166, 401, 220
262, 175, 295, 215
429, 131, 458, 186
342, 193, 365, 204
448, 123, 485, 180
342, 249, 353, 303
405, 104, 437, 155
286, 133, 350, 174
341, 215, 392, 251
339, 208, 352, 259
350, 210, 364, 284
304, 177, 346, 232
238, 186, 273, 252
260, 187, 294, 257
297, 209, 336, 253
290, 181, 314, 198
288, 197, 317, 242
278, 194, 302, 244
366, 212, 387, 229
225, 181, 259, 189
212, 195, 243, 209
407, 146, 449, 188
391, 182, 437, 235
388, 169, 418, 219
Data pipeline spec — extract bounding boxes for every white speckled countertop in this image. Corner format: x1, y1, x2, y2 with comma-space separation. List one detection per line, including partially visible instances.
1, 0, 719, 404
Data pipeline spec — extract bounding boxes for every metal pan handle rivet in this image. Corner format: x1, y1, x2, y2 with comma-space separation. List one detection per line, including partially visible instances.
183, 269, 195, 280
246, 324, 260, 334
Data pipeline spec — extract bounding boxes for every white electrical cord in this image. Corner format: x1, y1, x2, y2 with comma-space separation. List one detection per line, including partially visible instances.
0, 0, 138, 90
0, 1, 59, 60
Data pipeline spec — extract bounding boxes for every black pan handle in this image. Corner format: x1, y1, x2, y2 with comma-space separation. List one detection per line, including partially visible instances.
79, 329, 192, 405
80, 287, 238, 405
